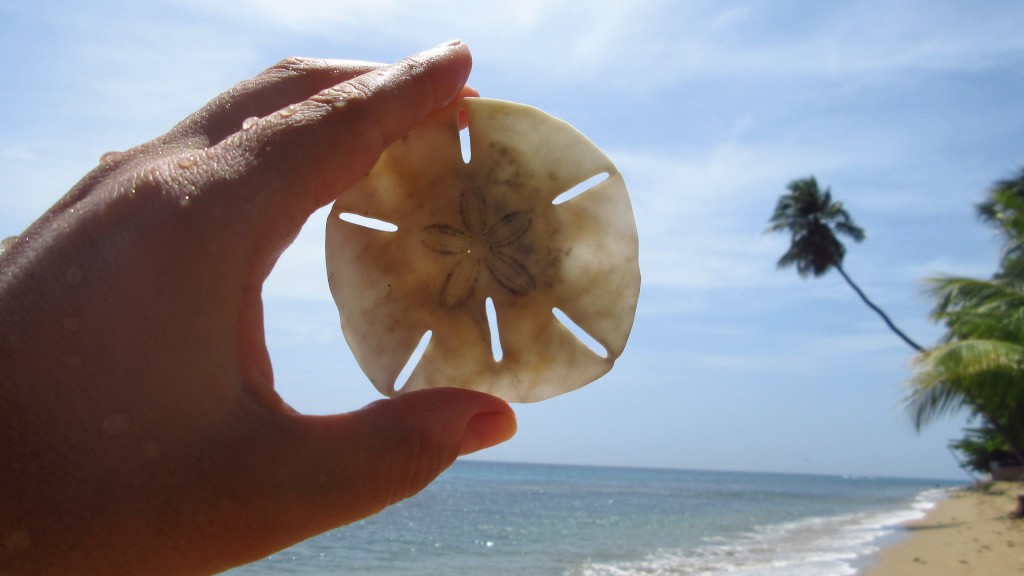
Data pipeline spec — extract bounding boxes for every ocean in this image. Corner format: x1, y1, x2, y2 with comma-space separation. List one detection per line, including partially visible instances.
224, 460, 959, 576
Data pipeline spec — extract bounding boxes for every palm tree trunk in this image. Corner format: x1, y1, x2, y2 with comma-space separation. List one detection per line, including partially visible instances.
833, 264, 925, 352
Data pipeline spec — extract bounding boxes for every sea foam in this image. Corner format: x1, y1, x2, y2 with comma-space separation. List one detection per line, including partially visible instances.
570, 488, 947, 576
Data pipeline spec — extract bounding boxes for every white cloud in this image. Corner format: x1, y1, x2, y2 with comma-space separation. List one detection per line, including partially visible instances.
164, 0, 678, 89
615, 140, 864, 291
0, 4, 272, 231
180, 0, 551, 36
68, 19, 265, 131
662, 2, 1024, 77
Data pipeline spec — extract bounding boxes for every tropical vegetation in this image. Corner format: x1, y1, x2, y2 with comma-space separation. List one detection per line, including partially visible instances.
950, 423, 1018, 476
906, 168, 1024, 465
768, 171, 1024, 473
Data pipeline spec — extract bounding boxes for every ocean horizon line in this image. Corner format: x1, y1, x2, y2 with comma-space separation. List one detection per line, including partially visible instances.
459, 457, 968, 484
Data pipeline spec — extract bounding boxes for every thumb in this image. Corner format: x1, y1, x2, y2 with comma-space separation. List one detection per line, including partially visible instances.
170, 389, 515, 572
276, 388, 516, 530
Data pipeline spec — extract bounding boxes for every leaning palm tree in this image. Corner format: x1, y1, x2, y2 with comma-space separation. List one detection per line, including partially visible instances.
767, 177, 925, 352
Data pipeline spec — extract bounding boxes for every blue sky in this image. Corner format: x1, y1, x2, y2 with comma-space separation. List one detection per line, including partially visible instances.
3, 1, 1023, 480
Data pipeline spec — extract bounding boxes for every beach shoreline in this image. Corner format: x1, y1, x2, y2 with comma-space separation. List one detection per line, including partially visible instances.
863, 481, 1024, 575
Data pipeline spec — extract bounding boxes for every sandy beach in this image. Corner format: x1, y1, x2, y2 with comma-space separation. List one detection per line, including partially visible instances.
866, 482, 1024, 575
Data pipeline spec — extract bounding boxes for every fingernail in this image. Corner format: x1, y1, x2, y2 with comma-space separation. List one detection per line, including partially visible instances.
426, 40, 464, 55
459, 410, 516, 456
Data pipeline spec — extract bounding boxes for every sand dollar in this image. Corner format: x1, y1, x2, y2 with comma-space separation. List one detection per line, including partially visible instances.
326, 98, 640, 403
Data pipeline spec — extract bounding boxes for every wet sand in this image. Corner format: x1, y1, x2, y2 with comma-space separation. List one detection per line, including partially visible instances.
866, 482, 1024, 575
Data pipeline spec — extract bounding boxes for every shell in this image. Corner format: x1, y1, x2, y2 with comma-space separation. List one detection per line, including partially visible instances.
326, 98, 640, 403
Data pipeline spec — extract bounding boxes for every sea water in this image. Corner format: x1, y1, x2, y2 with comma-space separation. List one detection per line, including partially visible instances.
225, 461, 958, 576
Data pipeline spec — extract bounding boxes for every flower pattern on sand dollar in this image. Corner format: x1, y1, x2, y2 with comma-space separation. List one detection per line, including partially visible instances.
422, 187, 536, 309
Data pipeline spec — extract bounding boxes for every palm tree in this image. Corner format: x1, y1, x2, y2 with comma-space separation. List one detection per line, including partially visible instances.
904, 168, 1024, 463
905, 274, 1024, 462
977, 167, 1024, 276
767, 177, 925, 352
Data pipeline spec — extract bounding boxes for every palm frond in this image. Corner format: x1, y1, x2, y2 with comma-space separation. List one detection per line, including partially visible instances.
977, 167, 1024, 270
768, 177, 857, 276
832, 220, 865, 242
926, 276, 1024, 341
906, 338, 1024, 429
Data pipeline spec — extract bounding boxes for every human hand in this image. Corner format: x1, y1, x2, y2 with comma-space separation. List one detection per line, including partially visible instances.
0, 42, 516, 575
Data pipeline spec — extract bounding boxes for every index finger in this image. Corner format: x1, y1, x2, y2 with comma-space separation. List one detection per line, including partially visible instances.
164, 58, 383, 150
211, 41, 473, 215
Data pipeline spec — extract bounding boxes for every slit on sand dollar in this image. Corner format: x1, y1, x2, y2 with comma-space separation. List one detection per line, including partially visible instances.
326, 98, 640, 403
